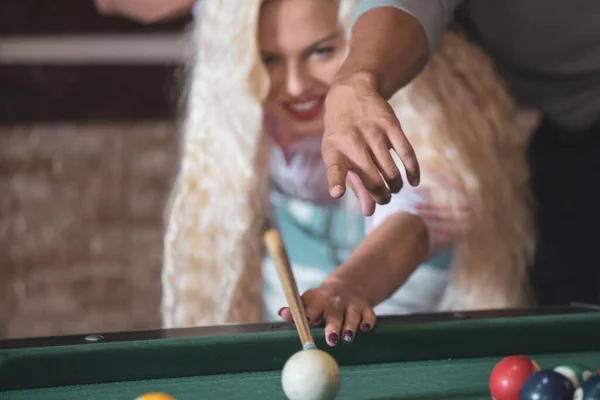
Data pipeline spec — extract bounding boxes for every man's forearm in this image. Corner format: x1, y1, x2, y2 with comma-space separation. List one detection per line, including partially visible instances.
336, 0, 463, 99
335, 7, 429, 99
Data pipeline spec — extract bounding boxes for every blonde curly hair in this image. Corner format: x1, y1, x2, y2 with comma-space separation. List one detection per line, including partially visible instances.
162, 0, 538, 328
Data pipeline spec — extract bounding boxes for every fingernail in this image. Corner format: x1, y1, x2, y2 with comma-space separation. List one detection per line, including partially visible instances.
361, 323, 371, 332
328, 332, 339, 345
278, 307, 285, 316
330, 185, 344, 198
343, 330, 353, 343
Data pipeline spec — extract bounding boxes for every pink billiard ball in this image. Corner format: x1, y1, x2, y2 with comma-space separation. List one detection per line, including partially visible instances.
489, 355, 540, 400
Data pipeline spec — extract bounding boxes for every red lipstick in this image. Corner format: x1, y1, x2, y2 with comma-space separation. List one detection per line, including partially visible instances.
283, 95, 325, 121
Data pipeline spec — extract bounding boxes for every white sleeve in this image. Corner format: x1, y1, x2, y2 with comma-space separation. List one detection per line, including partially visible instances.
269, 137, 338, 206
353, 0, 464, 56
191, 1, 203, 16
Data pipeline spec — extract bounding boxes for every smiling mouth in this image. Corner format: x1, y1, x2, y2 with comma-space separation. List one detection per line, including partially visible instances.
284, 96, 324, 121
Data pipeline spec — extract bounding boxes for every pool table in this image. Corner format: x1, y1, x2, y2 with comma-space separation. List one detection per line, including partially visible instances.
2, 304, 600, 400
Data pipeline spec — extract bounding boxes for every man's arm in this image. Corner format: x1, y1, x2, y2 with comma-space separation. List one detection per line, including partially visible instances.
94, 0, 196, 23
338, 0, 464, 99
322, 0, 463, 211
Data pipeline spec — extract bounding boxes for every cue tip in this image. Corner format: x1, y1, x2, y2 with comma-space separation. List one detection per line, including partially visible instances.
303, 343, 317, 351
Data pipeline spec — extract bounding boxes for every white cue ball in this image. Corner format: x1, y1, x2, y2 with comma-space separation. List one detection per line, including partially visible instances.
281, 349, 340, 400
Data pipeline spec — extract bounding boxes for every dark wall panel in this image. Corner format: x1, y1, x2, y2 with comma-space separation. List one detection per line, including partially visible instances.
0, 0, 193, 123
0, 0, 191, 35
0, 64, 186, 123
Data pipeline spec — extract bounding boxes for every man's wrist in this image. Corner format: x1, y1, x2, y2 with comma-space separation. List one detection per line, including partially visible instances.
332, 69, 380, 95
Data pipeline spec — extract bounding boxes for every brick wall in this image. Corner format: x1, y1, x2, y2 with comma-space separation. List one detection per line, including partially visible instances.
0, 121, 180, 339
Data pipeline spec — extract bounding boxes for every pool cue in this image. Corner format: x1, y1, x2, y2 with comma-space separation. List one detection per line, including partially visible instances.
264, 228, 316, 350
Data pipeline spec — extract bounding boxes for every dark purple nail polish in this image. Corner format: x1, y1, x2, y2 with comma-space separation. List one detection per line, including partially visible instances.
328, 332, 339, 345
362, 323, 371, 332
343, 330, 354, 343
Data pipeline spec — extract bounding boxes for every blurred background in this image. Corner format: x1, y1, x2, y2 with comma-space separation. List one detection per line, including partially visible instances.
0, 1, 194, 339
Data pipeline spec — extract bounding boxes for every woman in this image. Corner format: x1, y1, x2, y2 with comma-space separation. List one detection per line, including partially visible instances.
162, 0, 538, 346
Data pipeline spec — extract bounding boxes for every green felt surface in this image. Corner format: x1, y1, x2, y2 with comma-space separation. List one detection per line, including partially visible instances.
2, 353, 600, 400
2, 312, 600, 399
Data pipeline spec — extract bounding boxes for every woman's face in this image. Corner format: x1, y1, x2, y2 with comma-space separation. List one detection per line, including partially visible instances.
259, 0, 346, 136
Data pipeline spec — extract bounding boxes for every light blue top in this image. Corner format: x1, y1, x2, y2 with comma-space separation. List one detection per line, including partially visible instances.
261, 180, 452, 321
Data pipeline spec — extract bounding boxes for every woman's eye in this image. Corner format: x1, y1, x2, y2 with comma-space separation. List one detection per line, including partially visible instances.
261, 54, 280, 66
312, 46, 334, 57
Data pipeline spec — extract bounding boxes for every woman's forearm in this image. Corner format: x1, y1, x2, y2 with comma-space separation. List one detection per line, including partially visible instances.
326, 212, 429, 306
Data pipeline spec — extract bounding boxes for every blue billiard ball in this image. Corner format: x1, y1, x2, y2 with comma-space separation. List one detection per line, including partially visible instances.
575, 375, 600, 400
519, 370, 575, 400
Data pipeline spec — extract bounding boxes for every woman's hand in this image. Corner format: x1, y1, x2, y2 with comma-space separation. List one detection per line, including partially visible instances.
94, 0, 196, 23
278, 278, 376, 346
277, 212, 431, 346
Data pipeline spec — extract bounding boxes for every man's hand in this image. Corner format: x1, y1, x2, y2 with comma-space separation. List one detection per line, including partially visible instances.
94, 0, 195, 23
322, 71, 420, 213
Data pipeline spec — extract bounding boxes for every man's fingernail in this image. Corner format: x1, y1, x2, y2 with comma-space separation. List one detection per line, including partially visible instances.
343, 330, 354, 343
328, 332, 339, 345
330, 185, 344, 197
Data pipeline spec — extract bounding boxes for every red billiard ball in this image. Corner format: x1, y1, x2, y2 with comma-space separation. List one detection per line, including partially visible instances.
489, 355, 540, 400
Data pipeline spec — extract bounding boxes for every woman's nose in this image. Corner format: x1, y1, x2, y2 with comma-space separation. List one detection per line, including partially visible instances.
285, 65, 309, 97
